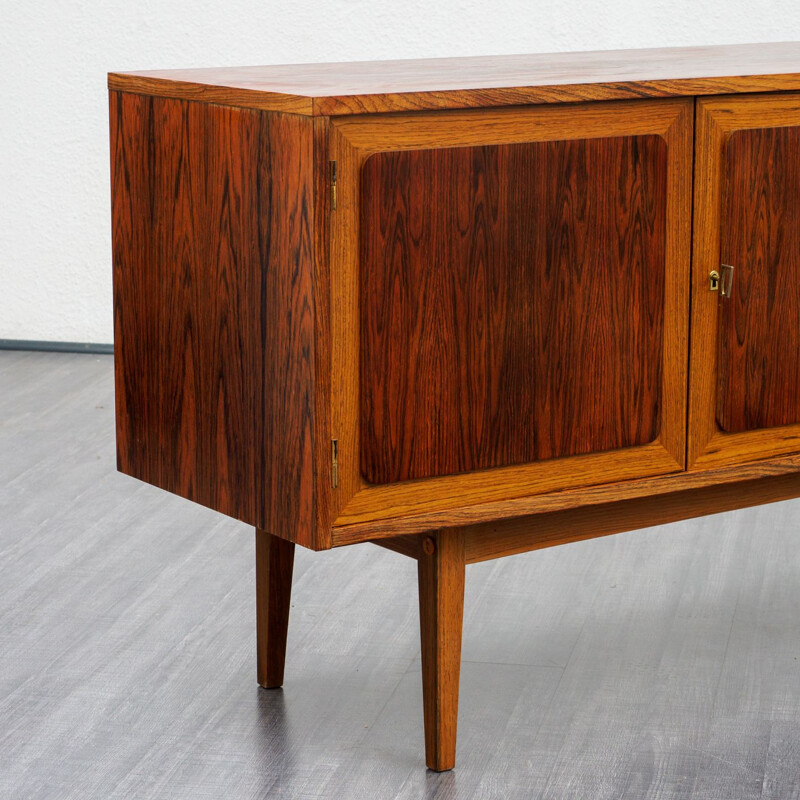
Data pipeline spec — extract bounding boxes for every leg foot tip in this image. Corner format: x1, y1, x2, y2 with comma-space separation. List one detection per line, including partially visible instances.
426, 759, 456, 772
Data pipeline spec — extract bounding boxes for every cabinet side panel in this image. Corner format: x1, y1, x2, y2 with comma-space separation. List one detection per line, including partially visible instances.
717, 126, 800, 433
110, 91, 315, 545
360, 135, 667, 484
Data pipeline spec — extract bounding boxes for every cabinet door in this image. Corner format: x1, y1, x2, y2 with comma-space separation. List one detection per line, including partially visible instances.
330, 99, 692, 529
689, 94, 800, 469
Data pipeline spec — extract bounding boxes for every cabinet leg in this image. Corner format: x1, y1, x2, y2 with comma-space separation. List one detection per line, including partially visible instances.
255, 528, 295, 689
417, 529, 466, 771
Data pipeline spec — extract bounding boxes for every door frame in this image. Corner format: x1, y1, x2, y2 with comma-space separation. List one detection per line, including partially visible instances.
689, 93, 800, 470
329, 98, 693, 529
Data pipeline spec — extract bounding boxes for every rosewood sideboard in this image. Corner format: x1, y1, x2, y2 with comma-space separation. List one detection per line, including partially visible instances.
109, 42, 800, 771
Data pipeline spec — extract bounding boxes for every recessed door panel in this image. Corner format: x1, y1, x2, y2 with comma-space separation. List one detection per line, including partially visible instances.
360, 136, 667, 484
717, 126, 800, 433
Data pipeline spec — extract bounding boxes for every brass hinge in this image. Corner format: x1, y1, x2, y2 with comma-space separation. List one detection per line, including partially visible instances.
331, 439, 339, 489
329, 160, 337, 210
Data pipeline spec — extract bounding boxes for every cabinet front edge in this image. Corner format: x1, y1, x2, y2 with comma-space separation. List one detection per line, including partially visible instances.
329, 452, 800, 545
109, 73, 800, 117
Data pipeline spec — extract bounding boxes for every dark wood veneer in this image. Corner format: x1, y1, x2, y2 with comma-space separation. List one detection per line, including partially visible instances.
717, 125, 800, 433
109, 50, 800, 773
110, 91, 317, 545
360, 136, 667, 484
256, 529, 295, 688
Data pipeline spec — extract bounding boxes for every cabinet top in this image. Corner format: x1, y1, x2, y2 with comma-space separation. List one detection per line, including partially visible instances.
109, 41, 800, 117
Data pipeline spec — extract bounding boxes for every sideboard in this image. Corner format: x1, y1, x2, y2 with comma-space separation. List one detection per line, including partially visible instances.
109, 42, 800, 771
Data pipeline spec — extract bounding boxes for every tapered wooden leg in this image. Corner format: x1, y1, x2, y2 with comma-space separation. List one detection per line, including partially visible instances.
417, 528, 466, 771
255, 528, 295, 688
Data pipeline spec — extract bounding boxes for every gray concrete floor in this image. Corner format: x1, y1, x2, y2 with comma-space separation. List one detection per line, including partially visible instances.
1, 350, 799, 799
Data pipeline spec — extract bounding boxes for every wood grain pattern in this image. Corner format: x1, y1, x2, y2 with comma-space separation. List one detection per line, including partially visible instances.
104, 72, 800, 779
110, 91, 317, 545
333, 450, 800, 544
365, 471, 800, 564
461, 470, 800, 563
717, 126, 800, 433
255, 529, 295, 688
330, 99, 691, 527
311, 116, 333, 547
371, 535, 422, 560
417, 529, 466, 771
689, 94, 800, 470
360, 136, 666, 484
109, 42, 800, 116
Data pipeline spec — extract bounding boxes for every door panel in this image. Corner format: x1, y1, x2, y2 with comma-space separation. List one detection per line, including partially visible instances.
360, 136, 667, 484
330, 99, 691, 528
690, 94, 800, 469
717, 126, 800, 433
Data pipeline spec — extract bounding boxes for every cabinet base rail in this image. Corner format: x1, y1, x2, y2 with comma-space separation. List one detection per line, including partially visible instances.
255, 468, 800, 771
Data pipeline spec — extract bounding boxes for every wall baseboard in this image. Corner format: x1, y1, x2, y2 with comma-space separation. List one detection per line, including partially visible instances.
0, 339, 114, 355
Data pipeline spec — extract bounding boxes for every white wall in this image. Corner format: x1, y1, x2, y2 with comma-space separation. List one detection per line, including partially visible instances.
1, 1, 798, 343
